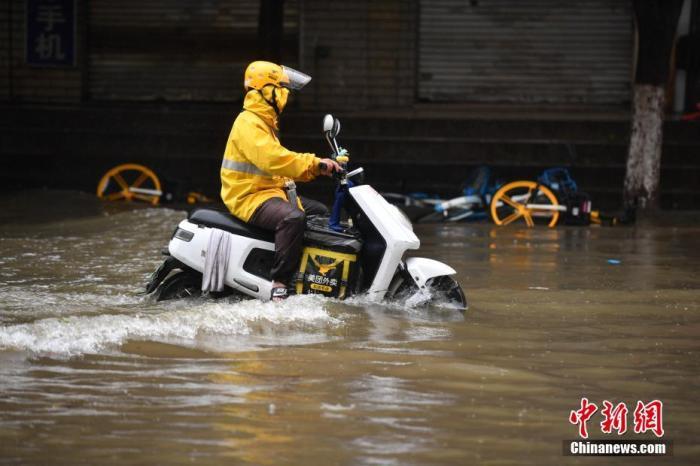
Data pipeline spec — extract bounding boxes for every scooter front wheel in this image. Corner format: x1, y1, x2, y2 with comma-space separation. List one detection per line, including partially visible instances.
423, 275, 467, 311
392, 275, 467, 312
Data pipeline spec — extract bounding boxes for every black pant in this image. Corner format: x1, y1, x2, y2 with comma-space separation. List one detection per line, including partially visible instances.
249, 196, 328, 284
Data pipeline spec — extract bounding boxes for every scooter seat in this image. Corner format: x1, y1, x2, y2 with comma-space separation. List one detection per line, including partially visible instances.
188, 208, 274, 243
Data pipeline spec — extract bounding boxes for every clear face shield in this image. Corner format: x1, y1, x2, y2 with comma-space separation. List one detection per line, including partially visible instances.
281, 66, 312, 90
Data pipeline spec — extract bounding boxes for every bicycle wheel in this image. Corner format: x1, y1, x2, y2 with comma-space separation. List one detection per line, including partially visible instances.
490, 180, 560, 227
97, 163, 162, 205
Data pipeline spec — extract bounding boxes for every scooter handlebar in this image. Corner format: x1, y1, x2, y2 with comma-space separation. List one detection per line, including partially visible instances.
319, 162, 346, 178
333, 168, 347, 180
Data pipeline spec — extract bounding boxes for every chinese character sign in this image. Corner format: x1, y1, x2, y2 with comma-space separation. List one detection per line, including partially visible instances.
26, 0, 75, 66
633, 400, 664, 437
569, 398, 598, 439
600, 400, 628, 435
569, 398, 664, 438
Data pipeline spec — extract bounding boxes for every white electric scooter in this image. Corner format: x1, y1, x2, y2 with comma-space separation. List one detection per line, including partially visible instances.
146, 114, 466, 310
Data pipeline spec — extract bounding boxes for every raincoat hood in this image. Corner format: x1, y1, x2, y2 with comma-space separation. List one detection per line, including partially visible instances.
243, 88, 289, 130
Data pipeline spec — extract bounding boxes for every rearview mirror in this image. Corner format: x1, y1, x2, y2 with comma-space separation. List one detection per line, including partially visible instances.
323, 114, 334, 133
323, 114, 341, 138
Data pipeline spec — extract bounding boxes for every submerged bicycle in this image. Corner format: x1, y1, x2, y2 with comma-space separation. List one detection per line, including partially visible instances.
383, 166, 498, 223
490, 168, 613, 227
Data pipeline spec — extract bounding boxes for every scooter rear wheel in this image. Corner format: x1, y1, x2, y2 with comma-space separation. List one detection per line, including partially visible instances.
155, 270, 202, 301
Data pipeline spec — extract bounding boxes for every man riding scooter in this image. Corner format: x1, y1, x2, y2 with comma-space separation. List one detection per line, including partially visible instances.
220, 61, 341, 301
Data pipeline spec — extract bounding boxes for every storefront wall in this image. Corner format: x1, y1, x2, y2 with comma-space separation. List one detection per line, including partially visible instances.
88, 0, 298, 102
2, 0, 639, 109
3, 0, 84, 103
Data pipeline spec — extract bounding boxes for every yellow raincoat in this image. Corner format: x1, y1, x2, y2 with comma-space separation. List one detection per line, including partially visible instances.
220, 90, 322, 222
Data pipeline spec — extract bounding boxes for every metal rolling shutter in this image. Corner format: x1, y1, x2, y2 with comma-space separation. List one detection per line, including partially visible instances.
298, 0, 416, 110
88, 0, 298, 101
418, 0, 633, 105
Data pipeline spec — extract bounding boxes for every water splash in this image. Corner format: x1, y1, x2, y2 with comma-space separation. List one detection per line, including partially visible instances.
0, 294, 339, 357
344, 293, 465, 322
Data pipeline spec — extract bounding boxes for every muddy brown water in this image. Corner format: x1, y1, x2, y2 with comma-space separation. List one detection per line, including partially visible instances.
0, 191, 698, 465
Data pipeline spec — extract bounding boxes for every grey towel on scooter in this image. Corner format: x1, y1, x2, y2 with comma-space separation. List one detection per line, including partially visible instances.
202, 229, 231, 292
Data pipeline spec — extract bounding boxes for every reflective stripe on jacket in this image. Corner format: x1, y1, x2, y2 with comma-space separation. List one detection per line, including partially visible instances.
220, 90, 321, 222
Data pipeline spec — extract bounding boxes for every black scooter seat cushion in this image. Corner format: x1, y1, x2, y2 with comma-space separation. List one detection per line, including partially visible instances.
188, 208, 274, 243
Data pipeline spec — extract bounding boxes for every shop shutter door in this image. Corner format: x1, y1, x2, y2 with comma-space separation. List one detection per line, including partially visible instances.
418, 0, 632, 105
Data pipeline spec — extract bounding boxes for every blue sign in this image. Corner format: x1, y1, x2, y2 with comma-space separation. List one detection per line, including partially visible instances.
26, 0, 76, 66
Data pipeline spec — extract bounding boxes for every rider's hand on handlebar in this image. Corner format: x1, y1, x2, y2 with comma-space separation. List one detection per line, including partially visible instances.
318, 158, 342, 177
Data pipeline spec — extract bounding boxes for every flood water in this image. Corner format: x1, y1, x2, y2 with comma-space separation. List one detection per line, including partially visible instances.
1, 191, 698, 465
